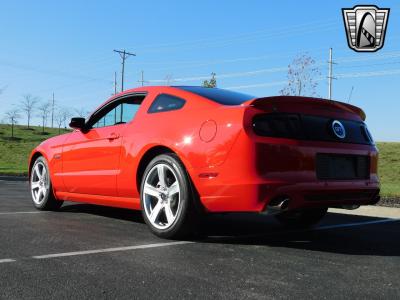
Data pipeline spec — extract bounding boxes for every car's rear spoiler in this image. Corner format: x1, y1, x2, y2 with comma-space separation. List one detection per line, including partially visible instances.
243, 96, 366, 121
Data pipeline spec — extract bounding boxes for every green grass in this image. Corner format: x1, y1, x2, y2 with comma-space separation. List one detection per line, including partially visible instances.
0, 124, 69, 175
0, 124, 399, 197
376, 142, 400, 197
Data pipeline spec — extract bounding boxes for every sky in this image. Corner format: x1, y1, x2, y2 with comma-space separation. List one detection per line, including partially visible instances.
0, 0, 399, 141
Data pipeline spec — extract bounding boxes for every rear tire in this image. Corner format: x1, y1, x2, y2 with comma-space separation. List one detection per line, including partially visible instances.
275, 207, 328, 228
140, 153, 199, 239
30, 156, 63, 211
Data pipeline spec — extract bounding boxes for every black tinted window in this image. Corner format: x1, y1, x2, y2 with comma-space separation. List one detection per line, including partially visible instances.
175, 86, 254, 105
148, 94, 185, 113
90, 94, 145, 128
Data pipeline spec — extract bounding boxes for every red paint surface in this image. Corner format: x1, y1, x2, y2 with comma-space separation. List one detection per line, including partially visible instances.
29, 86, 379, 212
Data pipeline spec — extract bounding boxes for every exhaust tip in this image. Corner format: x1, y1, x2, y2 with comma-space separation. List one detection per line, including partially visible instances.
264, 197, 291, 215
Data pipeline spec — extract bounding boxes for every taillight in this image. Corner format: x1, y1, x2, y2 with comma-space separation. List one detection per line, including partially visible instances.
361, 125, 374, 144
252, 113, 303, 139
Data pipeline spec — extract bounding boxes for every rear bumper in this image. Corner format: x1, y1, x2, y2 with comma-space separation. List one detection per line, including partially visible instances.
198, 180, 380, 212
194, 132, 380, 212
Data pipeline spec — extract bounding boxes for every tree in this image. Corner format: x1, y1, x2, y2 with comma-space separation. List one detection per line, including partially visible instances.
62, 108, 73, 129
37, 101, 51, 133
4, 108, 21, 138
74, 108, 89, 118
202, 72, 217, 88
280, 54, 320, 97
55, 107, 72, 134
20, 94, 39, 129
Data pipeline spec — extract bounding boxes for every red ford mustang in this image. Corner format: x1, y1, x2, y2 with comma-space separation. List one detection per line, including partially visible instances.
29, 86, 380, 238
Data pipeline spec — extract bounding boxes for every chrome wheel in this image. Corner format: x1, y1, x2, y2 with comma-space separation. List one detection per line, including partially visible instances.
30, 161, 49, 205
143, 163, 181, 230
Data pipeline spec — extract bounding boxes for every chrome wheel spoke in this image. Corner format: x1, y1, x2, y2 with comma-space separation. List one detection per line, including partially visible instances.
31, 181, 40, 190
41, 167, 47, 182
164, 204, 174, 225
34, 165, 41, 180
157, 164, 166, 187
149, 201, 163, 223
144, 183, 160, 198
168, 181, 179, 196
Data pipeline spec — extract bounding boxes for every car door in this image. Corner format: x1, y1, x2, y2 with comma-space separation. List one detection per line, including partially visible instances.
61, 96, 141, 196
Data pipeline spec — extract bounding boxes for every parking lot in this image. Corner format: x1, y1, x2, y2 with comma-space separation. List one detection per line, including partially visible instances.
0, 180, 399, 299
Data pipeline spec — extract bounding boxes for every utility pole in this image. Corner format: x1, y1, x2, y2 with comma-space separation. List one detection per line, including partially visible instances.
51, 92, 55, 128
113, 49, 136, 92
137, 70, 148, 86
114, 71, 117, 95
327, 48, 337, 100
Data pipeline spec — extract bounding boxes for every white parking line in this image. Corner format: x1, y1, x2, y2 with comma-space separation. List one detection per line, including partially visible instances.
1, 218, 399, 263
0, 259, 16, 263
32, 241, 194, 259
0, 211, 41, 215
316, 218, 400, 231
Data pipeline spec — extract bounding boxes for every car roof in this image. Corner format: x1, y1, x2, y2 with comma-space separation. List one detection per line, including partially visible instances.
112, 85, 256, 106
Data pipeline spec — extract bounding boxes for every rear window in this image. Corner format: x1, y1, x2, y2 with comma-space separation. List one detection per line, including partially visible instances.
175, 86, 254, 105
148, 94, 186, 113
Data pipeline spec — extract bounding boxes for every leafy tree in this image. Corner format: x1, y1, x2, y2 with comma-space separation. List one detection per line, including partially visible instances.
280, 54, 320, 97
202, 72, 217, 88
4, 108, 21, 138
20, 94, 39, 129
37, 101, 51, 133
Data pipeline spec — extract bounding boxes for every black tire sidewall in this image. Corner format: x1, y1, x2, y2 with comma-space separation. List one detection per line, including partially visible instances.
140, 154, 193, 239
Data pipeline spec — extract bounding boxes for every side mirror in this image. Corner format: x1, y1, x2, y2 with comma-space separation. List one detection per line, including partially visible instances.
69, 117, 86, 130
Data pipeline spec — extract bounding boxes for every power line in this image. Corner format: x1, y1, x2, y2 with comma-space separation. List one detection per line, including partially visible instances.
113, 49, 136, 92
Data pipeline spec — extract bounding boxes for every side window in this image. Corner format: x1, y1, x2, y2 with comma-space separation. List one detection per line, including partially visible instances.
90, 95, 145, 128
148, 94, 185, 113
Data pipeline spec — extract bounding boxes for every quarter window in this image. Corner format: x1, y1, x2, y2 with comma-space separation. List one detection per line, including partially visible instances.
148, 94, 185, 113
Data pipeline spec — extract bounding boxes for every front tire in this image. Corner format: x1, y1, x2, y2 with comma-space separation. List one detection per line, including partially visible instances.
275, 207, 328, 228
30, 156, 63, 210
140, 154, 198, 239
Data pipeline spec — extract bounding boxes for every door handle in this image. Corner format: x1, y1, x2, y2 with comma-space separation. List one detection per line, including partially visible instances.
107, 133, 120, 141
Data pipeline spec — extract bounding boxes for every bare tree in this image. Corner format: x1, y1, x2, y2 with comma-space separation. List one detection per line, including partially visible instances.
62, 108, 73, 129
202, 72, 217, 88
280, 54, 320, 97
4, 108, 21, 138
20, 94, 39, 129
74, 108, 89, 118
37, 101, 51, 133
55, 107, 72, 134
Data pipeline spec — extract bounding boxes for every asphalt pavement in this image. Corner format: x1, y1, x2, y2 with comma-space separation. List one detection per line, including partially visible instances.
0, 180, 399, 299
